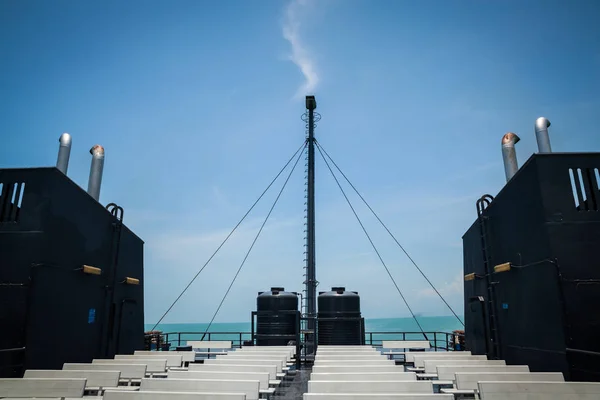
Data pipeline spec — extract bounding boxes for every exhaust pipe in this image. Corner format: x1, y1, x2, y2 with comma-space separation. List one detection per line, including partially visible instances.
534, 117, 552, 153
501, 132, 520, 182
56, 133, 72, 174
87, 145, 105, 201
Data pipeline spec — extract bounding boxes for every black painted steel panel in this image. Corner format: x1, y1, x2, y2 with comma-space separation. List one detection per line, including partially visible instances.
256, 287, 299, 346
463, 153, 600, 381
317, 287, 364, 345
0, 167, 144, 377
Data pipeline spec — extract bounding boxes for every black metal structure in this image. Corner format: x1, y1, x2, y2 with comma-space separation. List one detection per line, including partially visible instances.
0, 167, 144, 377
474, 193, 500, 359
317, 287, 365, 345
463, 152, 600, 381
255, 287, 299, 346
251, 310, 302, 367
302, 95, 319, 354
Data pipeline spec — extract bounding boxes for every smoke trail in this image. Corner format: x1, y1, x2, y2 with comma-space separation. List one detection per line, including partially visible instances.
283, 0, 319, 98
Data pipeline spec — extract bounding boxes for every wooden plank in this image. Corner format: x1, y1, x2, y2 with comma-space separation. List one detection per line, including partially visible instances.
103, 391, 246, 400
477, 381, 600, 400
308, 380, 434, 394
405, 352, 471, 363
315, 359, 394, 366
432, 380, 454, 386
310, 372, 416, 381
319, 351, 379, 355
435, 364, 521, 380
63, 363, 147, 380
95, 358, 168, 373
222, 352, 290, 362
188, 363, 278, 380
24, 369, 120, 389
141, 378, 260, 400
116, 354, 183, 368
203, 358, 283, 372
413, 355, 487, 368
0, 378, 86, 398
169, 370, 270, 390
314, 355, 386, 360
312, 365, 401, 374
304, 395, 453, 400
134, 350, 195, 363
455, 372, 563, 391
416, 373, 438, 379
424, 359, 505, 374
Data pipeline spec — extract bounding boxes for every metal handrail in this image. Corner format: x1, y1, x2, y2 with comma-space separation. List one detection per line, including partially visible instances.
364, 331, 454, 351
152, 331, 253, 349
145, 330, 465, 352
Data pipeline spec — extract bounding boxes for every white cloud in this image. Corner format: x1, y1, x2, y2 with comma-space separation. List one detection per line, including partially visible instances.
150, 216, 301, 263
417, 273, 464, 298
283, 0, 319, 98
143, 215, 306, 323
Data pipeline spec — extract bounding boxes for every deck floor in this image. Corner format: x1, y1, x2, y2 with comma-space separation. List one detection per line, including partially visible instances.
276, 365, 311, 399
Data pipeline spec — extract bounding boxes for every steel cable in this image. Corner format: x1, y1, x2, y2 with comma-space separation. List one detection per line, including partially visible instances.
200, 140, 308, 339
151, 140, 308, 330
316, 140, 464, 327
315, 143, 428, 339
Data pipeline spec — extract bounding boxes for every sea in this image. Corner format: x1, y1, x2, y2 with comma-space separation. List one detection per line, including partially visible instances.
146, 316, 463, 349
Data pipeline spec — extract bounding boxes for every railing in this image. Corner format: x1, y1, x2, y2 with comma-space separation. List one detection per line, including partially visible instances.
159, 332, 253, 350
365, 331, 459, 351
149, 330, 465, 352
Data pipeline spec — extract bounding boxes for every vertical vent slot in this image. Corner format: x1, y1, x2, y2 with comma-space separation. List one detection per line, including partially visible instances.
577, 169, 589, 210
569, 169, 581, 209
17, 183, 25, 208
584, 168, 598, 211
0, 181, 26, 223
0, 182, 14, 222
568, 168, 599, 212
0, 182, 4, 219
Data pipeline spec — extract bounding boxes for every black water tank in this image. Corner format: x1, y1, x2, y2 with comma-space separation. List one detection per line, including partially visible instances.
318, 287, 364, 345
256, 287, 298, 346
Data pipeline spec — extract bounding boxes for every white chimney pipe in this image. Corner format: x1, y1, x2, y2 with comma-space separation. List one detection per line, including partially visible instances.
501, 132, 520, 182
534, 117, 552, 153
87, 145, 105, 201
56, 133, 72, 174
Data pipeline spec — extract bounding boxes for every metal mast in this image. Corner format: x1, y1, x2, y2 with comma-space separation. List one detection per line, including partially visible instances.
303, 95, 319, 349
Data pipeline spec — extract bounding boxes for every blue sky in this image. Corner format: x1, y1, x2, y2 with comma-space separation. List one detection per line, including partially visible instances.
1, 0, 599, 323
